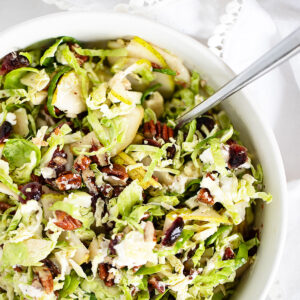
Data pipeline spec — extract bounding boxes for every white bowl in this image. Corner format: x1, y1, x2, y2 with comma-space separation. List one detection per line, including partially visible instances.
0, 12, 287, 300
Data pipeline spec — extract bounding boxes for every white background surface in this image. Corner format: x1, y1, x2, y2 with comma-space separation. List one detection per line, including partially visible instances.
0, 0, 299, 299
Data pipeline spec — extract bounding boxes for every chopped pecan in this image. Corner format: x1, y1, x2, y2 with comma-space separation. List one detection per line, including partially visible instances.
143, 138, 161, 147
34, 266, 53, 294
228, 143, 248, 169
100, 164, 129, 186
112, 186, 125, 197
197, 188, 214, 205
54, 210, 82, 230
223, 247, 235, 260
98, 263, 114, 287
13, 265, 23, 272
41, 259, 60, 277
82, 169, 98, 194
0, 121, 13, 143
55, 171, 82, 190
69, 43, 88, 66
89, 143, 109, 166
0, 52, 29, 75
0, 202, 12, 212
48, 147, 68, 176
148, 276, 165, 294
143, 120, 174, 142
74, 155, 92, 172
99, 184, 114, 199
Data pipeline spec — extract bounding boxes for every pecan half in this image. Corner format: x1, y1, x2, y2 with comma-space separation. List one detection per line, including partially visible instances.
98, 263, 114, 287
74, 155, 92, 172
143, 120, 174, 142
55, 171, 82, 190
100, 164, 129, 186
54, 210, 82, 230
197, 188, 214, 205
148, 276, 165, 294
223, 247, 235, 260
48, 147, 68, 177
41, 259, 60, 277
34, 266, 53, 294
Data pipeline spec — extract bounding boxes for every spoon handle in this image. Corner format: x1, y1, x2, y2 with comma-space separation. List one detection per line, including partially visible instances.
176, 27, 300, 128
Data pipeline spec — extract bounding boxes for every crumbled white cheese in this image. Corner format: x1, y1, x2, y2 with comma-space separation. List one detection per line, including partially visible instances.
199, 145, 229, 165
41, 167, 56, 179
0, 112, 16, 125
113, 231, 157, 269
18, 284, 44, 298
168, 175, 189, 194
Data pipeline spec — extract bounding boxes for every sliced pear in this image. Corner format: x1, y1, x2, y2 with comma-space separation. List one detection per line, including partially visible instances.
167, 207, 231, 224
153, 45, 190, 85
110, 106, 144, 156
13, 108, 29, 137
126, 36, 168, 68
144, 91, 164, 118
152, 72, 174, 99
61, 231, 89, 265
52, 71, 87, 118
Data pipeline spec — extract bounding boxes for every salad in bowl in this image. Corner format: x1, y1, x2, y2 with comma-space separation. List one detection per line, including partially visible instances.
0, 36, 272, 300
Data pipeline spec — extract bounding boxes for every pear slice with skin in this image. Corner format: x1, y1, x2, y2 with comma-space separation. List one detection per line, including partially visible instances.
153, 45, 190, 85
52, 70, 87, 118
110, 105, 144, 156
126, 36, 168, 68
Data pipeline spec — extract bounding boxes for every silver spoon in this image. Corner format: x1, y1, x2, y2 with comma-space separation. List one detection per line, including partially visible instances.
176, 27, 300, 128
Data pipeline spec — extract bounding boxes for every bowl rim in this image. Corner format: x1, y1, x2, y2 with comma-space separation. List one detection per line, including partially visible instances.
0, 11, 287, 299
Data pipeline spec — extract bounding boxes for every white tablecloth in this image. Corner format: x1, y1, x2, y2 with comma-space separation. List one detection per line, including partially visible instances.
0, 0, 299, 299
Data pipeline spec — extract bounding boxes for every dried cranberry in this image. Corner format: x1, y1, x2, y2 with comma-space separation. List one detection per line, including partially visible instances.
223, 247, 235, 260
196, 116, 215, 137
0, 52, 29, 75
167, 145, 176, 159
162, 217, 184, 247
0, 121, 12, 143
47, 147, 68, 176
19, 182, 43, 203
109, 235, 122, 255
228, 143, 247, 169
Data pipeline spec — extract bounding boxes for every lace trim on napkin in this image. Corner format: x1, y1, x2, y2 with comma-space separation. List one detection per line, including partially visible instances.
207, 0, 243, 58
42, 0, 176, 12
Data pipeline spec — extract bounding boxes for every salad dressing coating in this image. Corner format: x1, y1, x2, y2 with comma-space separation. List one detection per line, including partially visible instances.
0, 36, 271, 300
